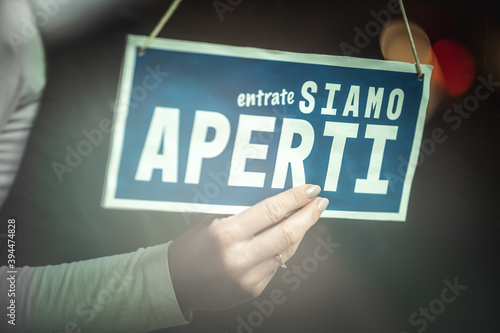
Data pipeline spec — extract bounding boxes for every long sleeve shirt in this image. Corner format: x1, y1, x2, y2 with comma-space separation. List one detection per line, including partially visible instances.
1, 242, 190, 332
1, 1, 191, 331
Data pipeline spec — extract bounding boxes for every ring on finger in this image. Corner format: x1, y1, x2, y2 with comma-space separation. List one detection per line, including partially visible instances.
275, 253, 287, 269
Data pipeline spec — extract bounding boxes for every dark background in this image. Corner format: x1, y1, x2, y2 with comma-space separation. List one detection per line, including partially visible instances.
1, 0, 499, 332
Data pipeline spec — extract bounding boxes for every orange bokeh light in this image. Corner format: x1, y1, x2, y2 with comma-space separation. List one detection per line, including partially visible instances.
380, 20, 446, 121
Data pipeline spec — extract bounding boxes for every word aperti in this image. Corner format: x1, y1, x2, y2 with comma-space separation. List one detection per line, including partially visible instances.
135, 81, 405, 195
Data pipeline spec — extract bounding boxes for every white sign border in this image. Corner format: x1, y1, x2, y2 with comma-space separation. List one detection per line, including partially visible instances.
102, 35, 432, 222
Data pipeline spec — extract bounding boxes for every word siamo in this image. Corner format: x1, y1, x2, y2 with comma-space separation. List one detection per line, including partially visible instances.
135, 106, 399, 195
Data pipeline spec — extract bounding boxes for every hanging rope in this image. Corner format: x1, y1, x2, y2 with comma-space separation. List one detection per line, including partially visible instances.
398, 0, 423, 80
138, 0, 184, 55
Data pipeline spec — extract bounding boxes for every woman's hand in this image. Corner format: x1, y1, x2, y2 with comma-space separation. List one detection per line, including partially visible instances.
168, 184, 328, 314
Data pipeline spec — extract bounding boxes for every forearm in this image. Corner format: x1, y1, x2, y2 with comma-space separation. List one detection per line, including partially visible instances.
1, 242, 190, 333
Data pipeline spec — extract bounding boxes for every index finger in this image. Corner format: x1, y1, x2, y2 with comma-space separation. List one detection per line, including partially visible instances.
228, 184, 322, 239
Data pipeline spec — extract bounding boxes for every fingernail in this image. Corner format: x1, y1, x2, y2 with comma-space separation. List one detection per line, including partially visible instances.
306, 185, 321, 199
318, 198, 329, 213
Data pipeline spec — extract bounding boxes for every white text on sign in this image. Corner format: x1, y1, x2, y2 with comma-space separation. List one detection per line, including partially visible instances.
135, 81, 404, 195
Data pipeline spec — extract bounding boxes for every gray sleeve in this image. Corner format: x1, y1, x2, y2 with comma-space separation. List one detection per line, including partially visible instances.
1, 2, 191, 331
1, 241, 192, 332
